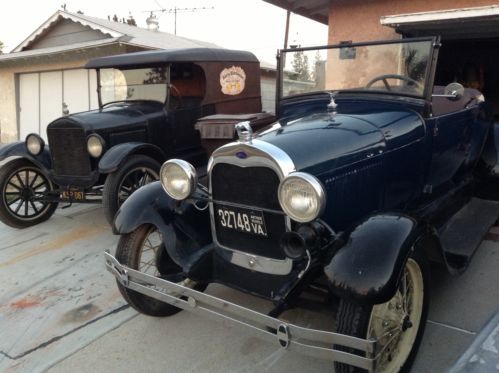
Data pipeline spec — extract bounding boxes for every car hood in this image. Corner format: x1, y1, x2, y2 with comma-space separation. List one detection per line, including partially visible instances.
257, 107, 425, 176
47, 101, 165, 131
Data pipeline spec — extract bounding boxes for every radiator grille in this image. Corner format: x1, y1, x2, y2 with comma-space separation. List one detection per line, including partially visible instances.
47, 125, 91, 177
211, 163, 286, 259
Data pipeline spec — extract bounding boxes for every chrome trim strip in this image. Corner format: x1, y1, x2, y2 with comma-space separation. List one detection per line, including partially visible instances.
208, 139, 296, 275
222, 249, 293, 275
105, 252, 377, 371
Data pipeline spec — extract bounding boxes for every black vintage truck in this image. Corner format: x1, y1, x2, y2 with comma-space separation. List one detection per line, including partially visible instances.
0, 48, 265, 228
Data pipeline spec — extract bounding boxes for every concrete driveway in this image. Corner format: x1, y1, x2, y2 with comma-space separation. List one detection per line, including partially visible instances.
0, 204, 498, 372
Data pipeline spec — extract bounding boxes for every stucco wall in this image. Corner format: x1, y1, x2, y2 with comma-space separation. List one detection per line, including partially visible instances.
328, 0, 498, 43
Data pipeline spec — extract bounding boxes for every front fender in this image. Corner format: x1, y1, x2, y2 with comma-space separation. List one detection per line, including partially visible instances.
324, 214, 426, 305
99, 142, 165, 174
113, 181, 212, 266
0, 141, 52, 172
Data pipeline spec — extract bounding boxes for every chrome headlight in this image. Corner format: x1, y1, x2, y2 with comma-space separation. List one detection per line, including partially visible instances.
278, 172, 326, 223
87, 134, 105, 158
160, 159, 197, 200
25, 133, 44, 156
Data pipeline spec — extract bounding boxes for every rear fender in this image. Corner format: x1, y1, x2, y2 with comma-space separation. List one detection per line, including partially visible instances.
0, 141, 52, 173
324, 213, 429, 305
113, 181, 212, 266
99, 142, 166, 174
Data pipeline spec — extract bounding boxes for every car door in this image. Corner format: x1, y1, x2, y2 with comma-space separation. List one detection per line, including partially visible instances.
426, 106, 478, 190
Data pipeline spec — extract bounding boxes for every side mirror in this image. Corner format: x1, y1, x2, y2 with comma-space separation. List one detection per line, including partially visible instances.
444, 82, 465, 101
432, 83, 465, 101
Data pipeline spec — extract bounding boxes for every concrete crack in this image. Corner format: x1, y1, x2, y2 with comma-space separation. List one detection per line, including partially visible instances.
2, 304, 129, 360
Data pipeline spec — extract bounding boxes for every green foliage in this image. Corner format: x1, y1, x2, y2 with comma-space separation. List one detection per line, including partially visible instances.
0, 40, 4, 54
291, 51, 310, 81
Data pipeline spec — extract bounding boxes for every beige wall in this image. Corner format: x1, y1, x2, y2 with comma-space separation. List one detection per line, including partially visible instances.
328, 0, 498, 43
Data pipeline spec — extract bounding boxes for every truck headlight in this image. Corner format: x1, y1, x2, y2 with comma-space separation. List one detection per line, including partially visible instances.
160, 159, 197, 200
25, 133, 44, 156
87, 134, 105, 158
278, 172, 326, 223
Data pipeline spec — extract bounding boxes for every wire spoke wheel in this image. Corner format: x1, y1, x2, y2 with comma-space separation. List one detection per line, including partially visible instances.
115, 224, 207, 317
367, 259, 424, 372
334, 254, 429, 373
0, 159, 58, 228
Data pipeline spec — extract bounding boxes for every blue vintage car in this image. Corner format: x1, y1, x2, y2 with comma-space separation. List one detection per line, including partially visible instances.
105, 37, 499, 372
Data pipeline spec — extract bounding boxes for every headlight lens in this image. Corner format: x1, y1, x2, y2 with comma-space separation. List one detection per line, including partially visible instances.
25, 133, 44, 155
160, 159, 197, 200
87, 134, 104, 158
278, 172, 326, 223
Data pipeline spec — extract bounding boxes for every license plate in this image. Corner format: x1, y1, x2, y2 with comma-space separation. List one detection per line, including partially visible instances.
61, 190, 85, 201
216, 206, 267, 237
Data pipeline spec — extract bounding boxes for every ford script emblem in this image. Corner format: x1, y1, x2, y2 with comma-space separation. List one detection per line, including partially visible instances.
236, 151, 247, 159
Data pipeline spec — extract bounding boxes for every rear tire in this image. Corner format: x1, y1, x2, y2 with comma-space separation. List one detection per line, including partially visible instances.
115, 224, 206, 317
0, 158, 58, 228
103, 155, 160, 225
334, 252, 429, 373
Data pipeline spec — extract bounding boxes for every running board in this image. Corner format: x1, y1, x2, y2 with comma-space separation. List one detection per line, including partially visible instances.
104, 252, 378, 372
440, 198, 499, 270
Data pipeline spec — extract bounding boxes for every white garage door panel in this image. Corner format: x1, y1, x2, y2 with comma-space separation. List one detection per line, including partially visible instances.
40, 71, 63, 138
89, 69, 99, 110
63, 69, 89, 114
19, 73, 40, 140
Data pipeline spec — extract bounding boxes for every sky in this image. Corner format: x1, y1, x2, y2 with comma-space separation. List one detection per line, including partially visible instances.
0, 0, 328, 64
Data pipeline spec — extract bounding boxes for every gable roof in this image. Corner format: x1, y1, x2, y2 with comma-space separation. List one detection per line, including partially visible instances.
13, 10, 219, 53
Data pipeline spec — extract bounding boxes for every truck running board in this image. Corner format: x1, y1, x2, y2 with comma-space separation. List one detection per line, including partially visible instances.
104, 252, 378, 371
440, 198, 499, 270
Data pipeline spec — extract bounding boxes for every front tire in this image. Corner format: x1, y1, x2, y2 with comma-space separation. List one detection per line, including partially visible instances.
0, 159, 58, 228
103, 155, 160, 225
334, 253, 429, 373
115, 224, 206, 317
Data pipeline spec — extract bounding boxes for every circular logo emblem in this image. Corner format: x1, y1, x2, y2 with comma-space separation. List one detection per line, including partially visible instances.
220, 66, 246, 95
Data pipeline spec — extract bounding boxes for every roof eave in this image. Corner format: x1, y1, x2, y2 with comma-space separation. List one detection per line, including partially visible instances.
12, 10, 123, 53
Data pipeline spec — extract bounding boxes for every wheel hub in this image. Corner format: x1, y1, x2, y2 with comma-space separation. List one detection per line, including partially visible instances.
21, 187, 34, 201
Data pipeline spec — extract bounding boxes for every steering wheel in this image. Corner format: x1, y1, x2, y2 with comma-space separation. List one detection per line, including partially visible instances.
365, 74, 422, 92
169, 83, 183, 109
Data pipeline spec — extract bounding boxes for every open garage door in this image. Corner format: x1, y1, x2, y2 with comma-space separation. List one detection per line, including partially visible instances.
381, 5, 499, 40
382, 5, 499, 119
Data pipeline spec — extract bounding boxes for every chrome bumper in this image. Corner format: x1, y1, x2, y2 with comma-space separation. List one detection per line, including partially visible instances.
104, 252, 377, 371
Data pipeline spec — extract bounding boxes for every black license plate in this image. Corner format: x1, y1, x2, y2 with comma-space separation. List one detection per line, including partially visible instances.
216, 205, 267, 237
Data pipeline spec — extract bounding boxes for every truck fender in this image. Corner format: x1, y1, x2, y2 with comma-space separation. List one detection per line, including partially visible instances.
99, 142, 166, 174
113, 181, 212, 266
0, 141, 52, 173
324, 213, 428, 305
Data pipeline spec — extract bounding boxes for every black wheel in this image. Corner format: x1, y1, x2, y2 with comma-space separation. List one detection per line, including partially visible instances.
115, 224, 207, 316
334, 252, 429, 373
0, 158, 58, 229
103, 155, 160, 225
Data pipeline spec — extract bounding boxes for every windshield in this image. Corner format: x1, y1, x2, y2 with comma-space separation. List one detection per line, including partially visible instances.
280, 39, 434, 99
99, 67, 168, 105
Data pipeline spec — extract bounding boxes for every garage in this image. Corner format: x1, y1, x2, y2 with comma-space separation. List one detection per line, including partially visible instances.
18, 68, 98, 140
381, 5, 499, 119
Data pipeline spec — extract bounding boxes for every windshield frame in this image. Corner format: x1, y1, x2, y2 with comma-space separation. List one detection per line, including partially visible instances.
96, 65, 171, 108
276, 36, 440, 105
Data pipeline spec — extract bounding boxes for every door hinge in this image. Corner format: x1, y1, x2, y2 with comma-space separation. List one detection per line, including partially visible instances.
423, 184, 433, 194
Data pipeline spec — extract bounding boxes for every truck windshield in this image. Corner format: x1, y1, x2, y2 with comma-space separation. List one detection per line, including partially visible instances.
99, 67, 168, 105
280, 39, 434, 99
